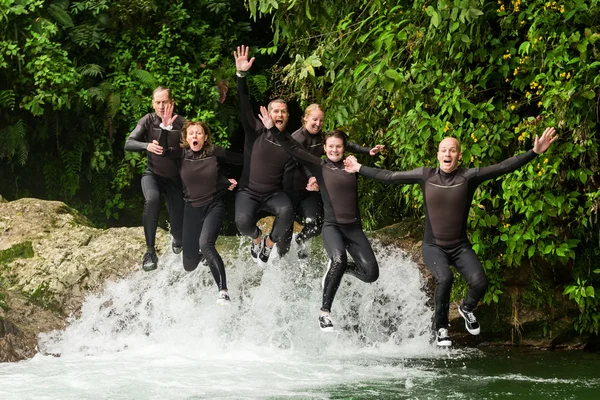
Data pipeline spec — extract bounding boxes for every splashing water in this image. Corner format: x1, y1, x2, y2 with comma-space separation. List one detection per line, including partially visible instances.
2, 237, 598, 399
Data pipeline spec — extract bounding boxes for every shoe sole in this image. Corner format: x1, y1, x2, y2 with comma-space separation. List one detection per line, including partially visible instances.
436, 340, 452, 347
216, 299, 231, 307
142, 264, 157, 272
458, 307, 481, 335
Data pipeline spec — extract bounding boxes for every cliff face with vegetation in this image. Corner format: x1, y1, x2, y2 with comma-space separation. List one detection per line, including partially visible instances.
0, 198, 167, 362
1, 198, 596, 363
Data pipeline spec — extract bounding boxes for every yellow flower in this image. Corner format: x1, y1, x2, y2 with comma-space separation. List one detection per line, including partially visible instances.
538, 101, 543, 107
470, 156, 474, 162
390, 101, 395, 110
560, 5, 565, 12
543, 158, 548, 164
560, 72, 566, 78
566, 72, 571, 79
518, 135, 524, 141
538, 170, 543, 176
538, 36, 543, 41
505, 78, 510, 82
510, 105, 516, 110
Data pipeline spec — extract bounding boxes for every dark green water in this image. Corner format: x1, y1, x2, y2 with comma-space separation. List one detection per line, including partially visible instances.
300, 349, 600, 400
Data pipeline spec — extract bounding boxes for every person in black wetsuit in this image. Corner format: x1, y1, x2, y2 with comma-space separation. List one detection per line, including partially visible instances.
278, 104, 386, 259
179, 121, 242, 305
257, 105, 379, 332
344, 127, 557, 346
124, 87, 186, 271
233, 45, 295, 263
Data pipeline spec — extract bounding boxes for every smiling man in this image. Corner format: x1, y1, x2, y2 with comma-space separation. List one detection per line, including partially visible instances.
232, 45, 295, 264
344, 127, 557, 346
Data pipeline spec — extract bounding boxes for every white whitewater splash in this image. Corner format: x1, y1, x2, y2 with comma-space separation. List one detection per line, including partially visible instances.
0, 238, 457, 399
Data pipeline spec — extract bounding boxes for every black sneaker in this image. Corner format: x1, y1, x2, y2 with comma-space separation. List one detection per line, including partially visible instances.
142, 250, 158, 271
216, 291, 231, 307
319, 314, 334, 332
458, 305, 481, 335
436, 328, 452, 347
258, 235, 273, 264
172, 239, 183, 254
250, 237, 262, 261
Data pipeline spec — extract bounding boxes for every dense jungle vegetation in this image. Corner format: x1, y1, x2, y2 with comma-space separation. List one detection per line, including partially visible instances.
1, 0, 599, 335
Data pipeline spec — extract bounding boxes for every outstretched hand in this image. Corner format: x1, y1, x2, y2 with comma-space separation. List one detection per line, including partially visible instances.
533, 127, 557, 154
160, 102, 178, 127
344, 155, 361, 173
258, 106, 274, 129
234, 45, 255, 72
369, 144, 385, 156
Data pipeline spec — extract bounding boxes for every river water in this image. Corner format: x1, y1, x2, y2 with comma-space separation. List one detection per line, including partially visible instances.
1, 238, 598, 399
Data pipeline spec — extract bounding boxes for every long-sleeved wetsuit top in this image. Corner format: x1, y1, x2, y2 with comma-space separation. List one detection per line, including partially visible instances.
272, 128, 360, 224
358, 150, 538, 248
283, 127, 373, 194
124, 113, 186, 178
180, 146, 243, 208
237, 78, 292, 195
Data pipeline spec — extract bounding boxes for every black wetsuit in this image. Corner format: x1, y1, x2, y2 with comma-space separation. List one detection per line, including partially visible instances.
278, 128, 374, 254
180, 146, 242, 291
358, 150, 539, 330
124, 113, 186, 249
235, 77, 294, 253
272, 128, 379, 312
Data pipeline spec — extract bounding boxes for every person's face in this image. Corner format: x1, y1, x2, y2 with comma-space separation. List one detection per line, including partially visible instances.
304, 110, 324, 135
324, 137, 345, 162
186, 125, 207, 152
152, 90, 172, 118
269, 102, 289, 131
437, 137, 462, 173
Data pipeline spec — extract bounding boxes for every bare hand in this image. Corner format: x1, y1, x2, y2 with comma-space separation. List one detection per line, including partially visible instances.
161, 102, 177, 127
258, 105, 274, 129
344, 155, 361, 173
306, 176, 319, 192
369, 144, 385, 156
533, 127, 557, 154
234, 45, 255, 72
228, 178, 238, 191
147, 140, 164, 155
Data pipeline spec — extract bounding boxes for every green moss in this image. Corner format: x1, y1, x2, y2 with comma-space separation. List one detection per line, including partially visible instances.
0, 289, 8, 311
23, 281, 61, 313
0, 241, 35, 265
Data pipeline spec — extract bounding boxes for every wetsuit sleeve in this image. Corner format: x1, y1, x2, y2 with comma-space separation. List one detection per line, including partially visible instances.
124, 115, 149, 152
473, 149, 537, 182
237, 77, 263, 135
358, 165, 424, 184
271, 128, 323, 166
214, 146, 244, 165
298, 163, 314, 179
346, 141, 372, 155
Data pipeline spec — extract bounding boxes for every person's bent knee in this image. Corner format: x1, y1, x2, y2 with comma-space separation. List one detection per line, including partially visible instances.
470, 273, 488, 292
235, 213, 258, 237
436, 273, 454, 289
182, 256, 199, 272
363, 262, 379, 283
199, 243, 216, 257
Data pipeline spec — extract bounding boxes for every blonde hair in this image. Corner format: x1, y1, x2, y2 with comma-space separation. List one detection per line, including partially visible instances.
302, 104, 325, 128
180, 121, 214, 156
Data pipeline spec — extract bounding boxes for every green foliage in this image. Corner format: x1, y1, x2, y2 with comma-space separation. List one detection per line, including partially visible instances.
0, 241, 34, 265
23, 280, 60, 312
250, 0, 600, 333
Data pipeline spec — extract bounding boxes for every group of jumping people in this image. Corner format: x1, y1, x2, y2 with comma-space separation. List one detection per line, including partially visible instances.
125, 45, 558, 346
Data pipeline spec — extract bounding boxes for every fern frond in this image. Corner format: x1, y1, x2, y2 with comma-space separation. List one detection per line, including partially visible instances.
47, 4, 74, 28
131, 69, 158, 89
0, 119, 28, 165
248, 74, 269, 103
107, 92, 121, 118
79, 63, 104, 78
0, 90, 16, 109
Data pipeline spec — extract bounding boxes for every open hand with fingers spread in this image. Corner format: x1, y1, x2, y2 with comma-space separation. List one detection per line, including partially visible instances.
533, 127, 558, 154
257, 105, 274, 129
234, 45, 255, 73
369, 144, 385, 156
160, 102, 178, 128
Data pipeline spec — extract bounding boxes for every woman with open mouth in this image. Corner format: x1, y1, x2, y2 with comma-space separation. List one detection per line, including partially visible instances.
179, 121, 242, 306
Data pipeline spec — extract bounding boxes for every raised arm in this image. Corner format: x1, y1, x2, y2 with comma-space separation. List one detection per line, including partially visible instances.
344, 155, 423, 184
234, 45, 263, 134
475, 127, 557, 181
346, 141, 385, 156
258, 106, 322, 167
